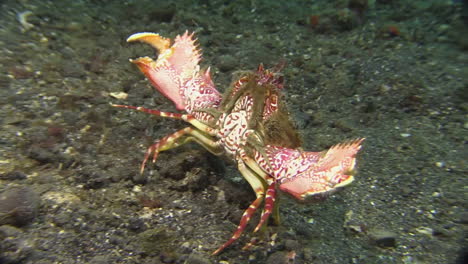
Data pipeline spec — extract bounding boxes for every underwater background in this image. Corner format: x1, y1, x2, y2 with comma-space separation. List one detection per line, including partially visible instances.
0, 0, 466, 263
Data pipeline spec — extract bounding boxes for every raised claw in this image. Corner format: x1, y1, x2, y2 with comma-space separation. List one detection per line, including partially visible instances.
127, 32, 171, 52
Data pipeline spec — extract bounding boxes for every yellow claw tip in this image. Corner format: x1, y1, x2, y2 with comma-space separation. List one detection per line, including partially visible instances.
126, 32, 158, 42
127, 32, 171, 52
129, 56, 154, 64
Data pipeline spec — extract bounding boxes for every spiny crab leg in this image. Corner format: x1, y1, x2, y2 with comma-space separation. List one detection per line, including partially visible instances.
112, 104, 218, 136
139, 126, 223, 174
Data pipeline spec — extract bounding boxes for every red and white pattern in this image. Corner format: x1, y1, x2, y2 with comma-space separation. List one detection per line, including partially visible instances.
116, 31, 365, 255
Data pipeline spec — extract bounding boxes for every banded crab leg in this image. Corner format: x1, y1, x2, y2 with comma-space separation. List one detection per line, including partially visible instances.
212, 157, 267, 255
240, 154, 281, 230
113, 104, 223, 173
139, 126, 223, 174
112, 104, 218, 136
253, 182, 277, 232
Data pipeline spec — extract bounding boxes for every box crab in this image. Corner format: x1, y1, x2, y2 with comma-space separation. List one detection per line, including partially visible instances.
113, 31, 364, 255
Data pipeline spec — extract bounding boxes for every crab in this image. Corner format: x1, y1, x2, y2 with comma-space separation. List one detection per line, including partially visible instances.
113, 31, 364, 255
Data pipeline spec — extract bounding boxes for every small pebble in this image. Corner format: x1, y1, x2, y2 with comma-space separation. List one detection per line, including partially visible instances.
266, 251, 292, 264
0, 187, 40, 227
416, 226, 433, 236
217, 55, 237, 72
110, 92, 128, 100
0, 171, 27, 180
184, 253, 211, 264
368, 228, 397, 248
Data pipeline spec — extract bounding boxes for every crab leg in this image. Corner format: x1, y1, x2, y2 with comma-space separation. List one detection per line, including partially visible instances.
212, 158, 267, 255
240, 154, 269, 181
139, 126, 223, 174
212, 149, 284, 254
112, 104, 218, 135
238, 154, 281, 231
253, 182, 277, 232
